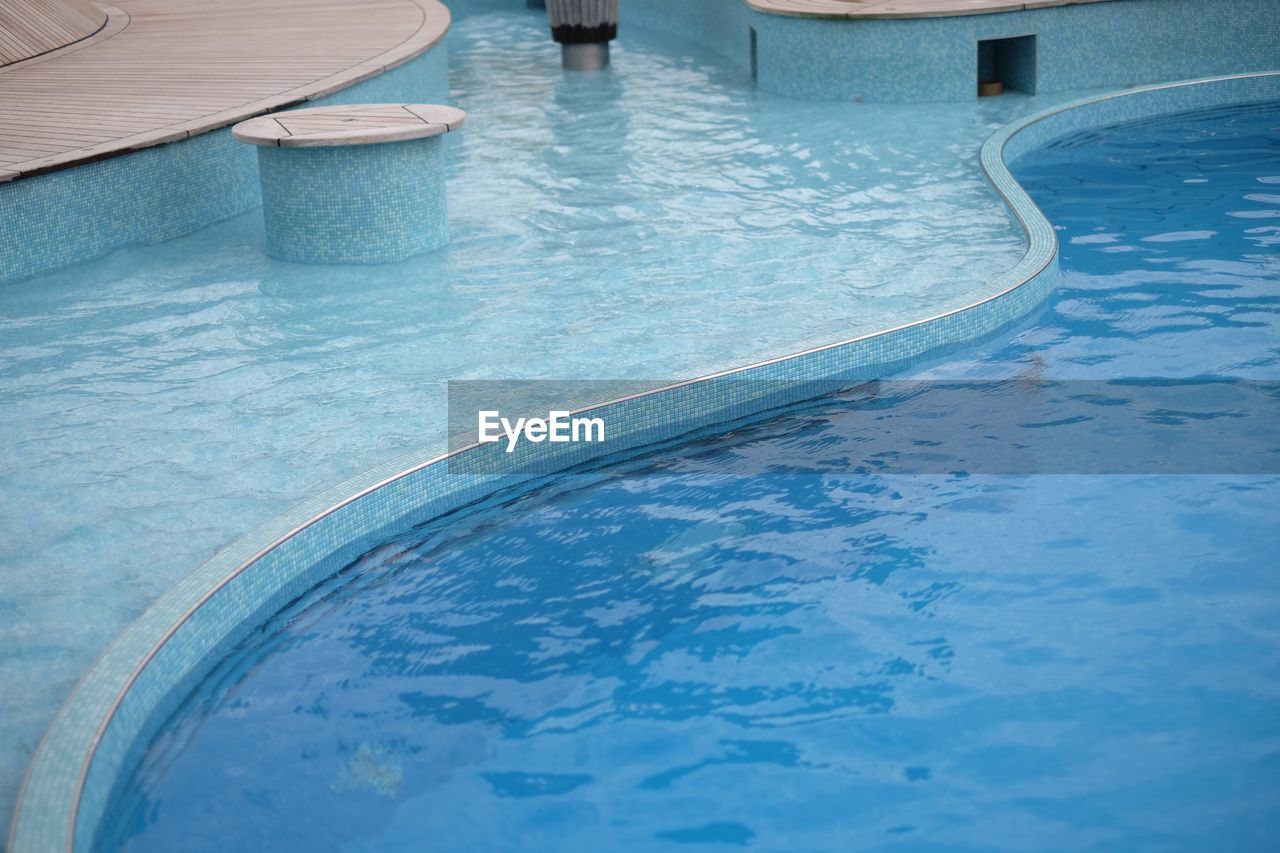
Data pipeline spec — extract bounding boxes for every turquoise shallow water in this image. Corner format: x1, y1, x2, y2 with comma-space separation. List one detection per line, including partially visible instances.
0, 8, 1041, 821
104, 104, 1280, 850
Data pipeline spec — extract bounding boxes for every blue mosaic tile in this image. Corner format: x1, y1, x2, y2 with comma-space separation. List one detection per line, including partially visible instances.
257, 136, 449, 264
0, 131, 259, 287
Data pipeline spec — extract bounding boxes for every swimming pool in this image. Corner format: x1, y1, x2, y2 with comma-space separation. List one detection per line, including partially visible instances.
100, 102, 1280, 850
0, 4, 1049, 822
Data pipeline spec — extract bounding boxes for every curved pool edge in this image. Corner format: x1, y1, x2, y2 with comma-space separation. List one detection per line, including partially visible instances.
9, 69, 1279, 853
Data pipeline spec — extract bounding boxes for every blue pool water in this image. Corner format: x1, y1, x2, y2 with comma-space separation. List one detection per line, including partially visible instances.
0, 7, 1040, 818
103, 104, 1280, 850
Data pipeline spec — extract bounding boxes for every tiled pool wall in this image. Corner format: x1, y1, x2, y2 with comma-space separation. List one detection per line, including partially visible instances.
257, 136, 450, 264
624, 0, 1280, 102
18, 65, 1275, 853
0, 43, 450, 288
0, 129, 259, 288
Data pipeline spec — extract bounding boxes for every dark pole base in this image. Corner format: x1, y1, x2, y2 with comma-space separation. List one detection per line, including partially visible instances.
562, 42, 609, 70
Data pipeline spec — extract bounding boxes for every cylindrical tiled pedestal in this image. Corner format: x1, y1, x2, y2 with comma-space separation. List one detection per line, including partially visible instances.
232, 104, 466, 264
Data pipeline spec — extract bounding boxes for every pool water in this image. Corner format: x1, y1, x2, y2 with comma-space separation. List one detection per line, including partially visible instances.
104, 104, 1280, 850
0, 5, 1040, 818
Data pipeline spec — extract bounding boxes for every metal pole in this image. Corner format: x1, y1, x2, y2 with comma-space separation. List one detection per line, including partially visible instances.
545, 0, 618, 70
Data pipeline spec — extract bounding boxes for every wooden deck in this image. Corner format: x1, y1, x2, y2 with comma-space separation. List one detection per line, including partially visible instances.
746, 0, 1109, 19
0, 0, 449, 182
0, 0, 106, 66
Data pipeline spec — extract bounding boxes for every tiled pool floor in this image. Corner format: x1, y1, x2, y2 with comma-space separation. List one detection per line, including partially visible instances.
0, 7, 1072, 823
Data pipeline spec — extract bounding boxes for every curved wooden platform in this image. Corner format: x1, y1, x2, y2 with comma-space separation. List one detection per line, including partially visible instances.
0, 0, 106, 66
0, 0, 449, 182
746, 0, 1109, 19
